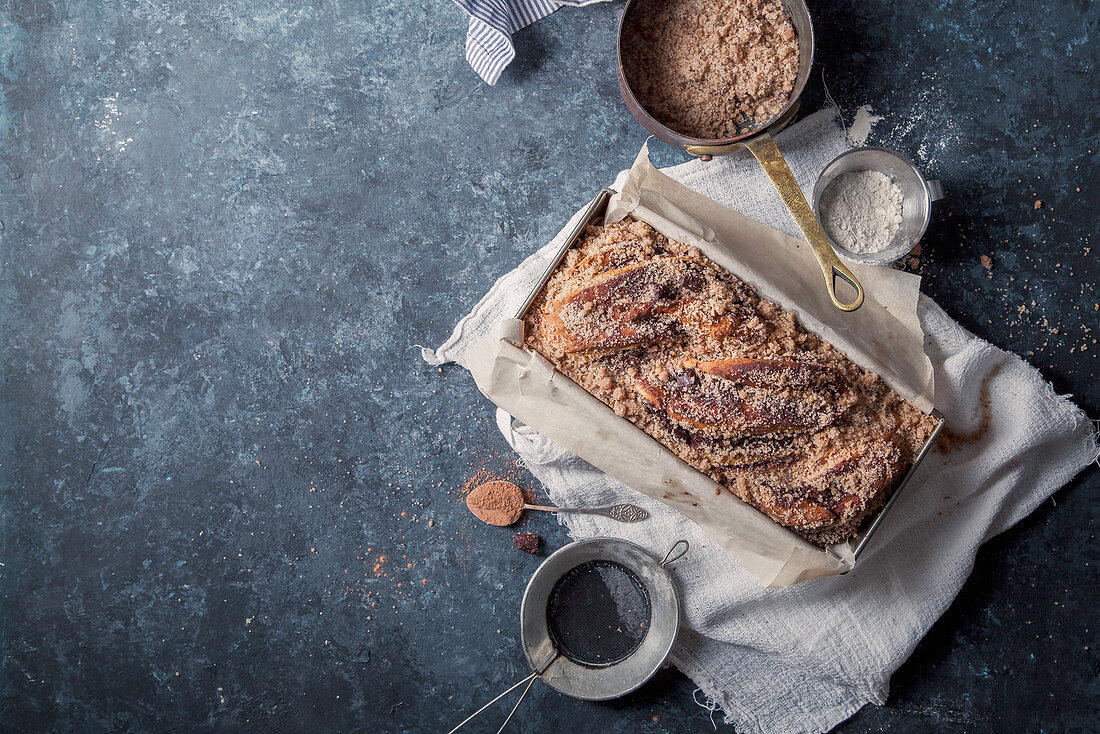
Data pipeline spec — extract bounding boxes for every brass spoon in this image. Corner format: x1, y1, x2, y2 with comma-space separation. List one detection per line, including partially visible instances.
466, 481, 650, 526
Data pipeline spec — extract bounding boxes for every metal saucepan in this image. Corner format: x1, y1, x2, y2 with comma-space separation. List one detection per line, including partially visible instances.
616, 0, 865, 312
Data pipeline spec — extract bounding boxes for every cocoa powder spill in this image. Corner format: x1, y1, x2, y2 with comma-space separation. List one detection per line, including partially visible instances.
466, 480, 525, 526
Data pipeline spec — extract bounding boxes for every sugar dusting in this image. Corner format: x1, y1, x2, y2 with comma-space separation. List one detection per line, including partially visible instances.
819, 170, 905, 254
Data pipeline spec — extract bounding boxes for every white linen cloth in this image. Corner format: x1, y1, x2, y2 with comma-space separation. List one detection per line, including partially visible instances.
422, 110, 1098, 732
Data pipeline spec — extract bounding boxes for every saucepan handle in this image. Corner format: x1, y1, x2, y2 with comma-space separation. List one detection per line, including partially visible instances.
744, 134, 865, 312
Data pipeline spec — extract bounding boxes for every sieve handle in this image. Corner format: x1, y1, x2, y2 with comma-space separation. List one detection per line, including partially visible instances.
447, 654, 560, 734
744, 134, 865, 312
446, 672, 536, 734
659, 540, 689, 567
494, 674, 539, 734
524, 503, 650, 523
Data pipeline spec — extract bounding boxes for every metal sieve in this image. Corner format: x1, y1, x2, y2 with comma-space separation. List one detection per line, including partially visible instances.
448, 538, 687, 732
811, 147, 945, 266
616, 0, 866, 313
546, 559, 652, 667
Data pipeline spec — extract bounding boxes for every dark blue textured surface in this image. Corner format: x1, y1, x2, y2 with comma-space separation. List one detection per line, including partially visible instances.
1, 1, 1097, 731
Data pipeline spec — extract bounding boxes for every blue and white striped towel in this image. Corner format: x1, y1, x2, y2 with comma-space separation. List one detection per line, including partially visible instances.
453, 0, 609, 85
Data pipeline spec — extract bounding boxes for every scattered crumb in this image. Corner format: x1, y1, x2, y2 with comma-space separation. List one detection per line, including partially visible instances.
909, 242, 921, 257
980, 255, 993, 270
909, 257, 920, 269
1034, 200, 1042, 209
512, 532, 541, 554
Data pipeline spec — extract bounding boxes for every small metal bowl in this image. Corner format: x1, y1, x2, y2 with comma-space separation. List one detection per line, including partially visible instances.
520, 538, 683, 701
811, 147, 944, 266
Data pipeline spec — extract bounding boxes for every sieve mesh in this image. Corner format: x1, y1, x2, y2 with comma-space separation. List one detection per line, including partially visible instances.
546, 560, 652, 668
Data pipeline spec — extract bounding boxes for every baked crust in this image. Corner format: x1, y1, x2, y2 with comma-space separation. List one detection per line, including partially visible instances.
523, 219, 938, 546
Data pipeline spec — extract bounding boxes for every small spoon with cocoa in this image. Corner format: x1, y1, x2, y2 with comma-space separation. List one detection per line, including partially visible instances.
466, 480, 650, 526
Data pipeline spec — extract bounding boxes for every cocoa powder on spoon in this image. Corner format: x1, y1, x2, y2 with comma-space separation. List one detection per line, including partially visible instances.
465, 480, 525, 526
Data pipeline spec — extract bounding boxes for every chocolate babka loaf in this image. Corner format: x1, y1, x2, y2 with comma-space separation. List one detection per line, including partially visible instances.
523, 218, 938, 546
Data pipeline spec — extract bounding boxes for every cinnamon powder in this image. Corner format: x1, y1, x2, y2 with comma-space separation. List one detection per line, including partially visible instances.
466, 480, 525, 526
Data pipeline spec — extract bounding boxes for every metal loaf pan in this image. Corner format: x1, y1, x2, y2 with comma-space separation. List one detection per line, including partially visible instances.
512, 189, 944, 563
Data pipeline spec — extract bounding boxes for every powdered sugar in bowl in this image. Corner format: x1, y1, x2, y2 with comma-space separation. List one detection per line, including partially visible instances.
811, 147, 944, 266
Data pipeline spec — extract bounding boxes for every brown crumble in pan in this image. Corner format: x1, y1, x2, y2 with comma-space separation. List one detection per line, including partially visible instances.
621, 0, 800, 139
